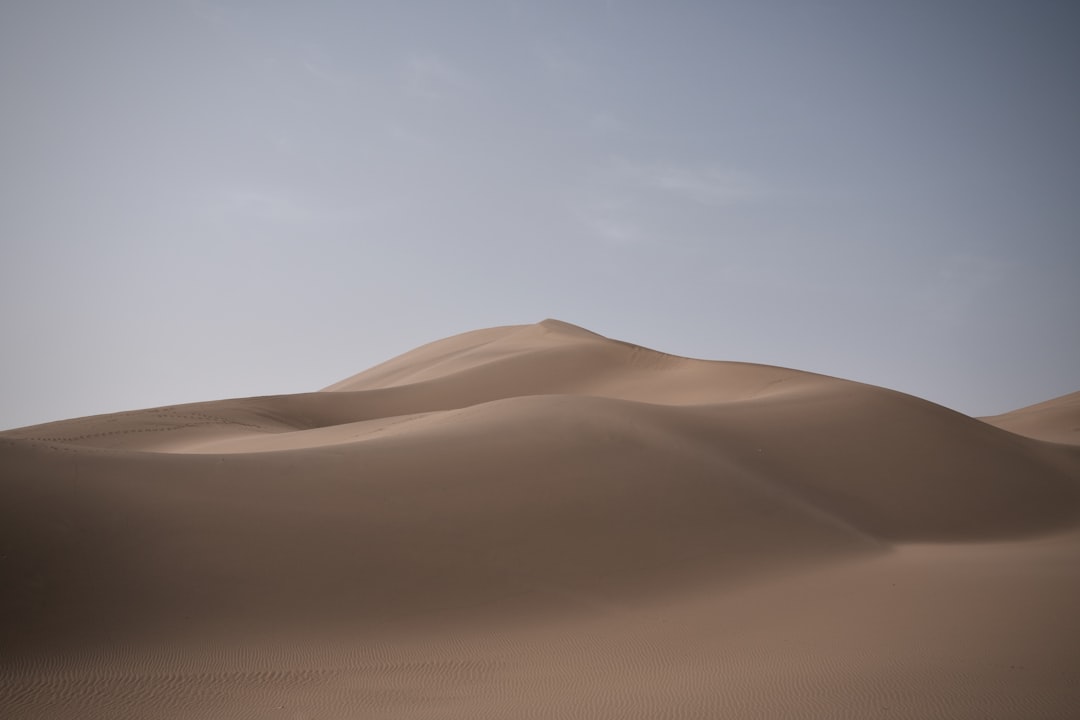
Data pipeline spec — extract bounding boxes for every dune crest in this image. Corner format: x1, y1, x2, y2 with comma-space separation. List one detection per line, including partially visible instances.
3, 320, 1079, 719
981, 390, 1080, 446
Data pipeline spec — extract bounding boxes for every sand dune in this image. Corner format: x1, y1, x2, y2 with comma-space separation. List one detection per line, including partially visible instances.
2, 319, 1079, 719
981, 390, 1080, 446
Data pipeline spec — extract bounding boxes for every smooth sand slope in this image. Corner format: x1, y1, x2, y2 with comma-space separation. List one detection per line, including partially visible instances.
2, 319, 1079, 719
981, 390, 1080, 445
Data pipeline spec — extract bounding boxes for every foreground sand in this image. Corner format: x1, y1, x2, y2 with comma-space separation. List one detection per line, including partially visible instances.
2, 319, 1079, 719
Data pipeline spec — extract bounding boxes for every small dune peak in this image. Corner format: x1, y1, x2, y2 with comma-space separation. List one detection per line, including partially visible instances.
981, 389, 1080, 445
536, 318, 607, 339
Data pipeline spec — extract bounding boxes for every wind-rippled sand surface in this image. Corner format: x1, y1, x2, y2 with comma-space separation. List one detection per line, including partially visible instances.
3, 320, 1079, 718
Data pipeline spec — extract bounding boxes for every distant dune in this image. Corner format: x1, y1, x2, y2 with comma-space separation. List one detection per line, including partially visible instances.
3, 320, 1079, 719
981, 390, 1080, 445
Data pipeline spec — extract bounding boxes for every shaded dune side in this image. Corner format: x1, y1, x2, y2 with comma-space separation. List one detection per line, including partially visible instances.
2, 320, 1079, 661
0, 403, 880, 659
981, 390, 1080, 446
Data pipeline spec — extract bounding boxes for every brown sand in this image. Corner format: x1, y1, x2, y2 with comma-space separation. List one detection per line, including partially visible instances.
2, 319, 1078, 719
981, 390, 1080, 446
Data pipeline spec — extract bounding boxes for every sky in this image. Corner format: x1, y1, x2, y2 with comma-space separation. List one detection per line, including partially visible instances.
1, 0, 1078, 430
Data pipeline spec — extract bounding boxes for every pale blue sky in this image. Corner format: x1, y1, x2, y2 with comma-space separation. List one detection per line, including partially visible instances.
2, 0, 1078, 429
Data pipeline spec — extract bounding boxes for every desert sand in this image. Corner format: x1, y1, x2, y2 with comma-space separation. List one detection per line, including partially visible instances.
2, 319, 1078, 719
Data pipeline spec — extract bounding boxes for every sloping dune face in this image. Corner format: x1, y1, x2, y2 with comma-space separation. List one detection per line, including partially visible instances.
981, 390, 1080, 446
2, 320, 1080, 720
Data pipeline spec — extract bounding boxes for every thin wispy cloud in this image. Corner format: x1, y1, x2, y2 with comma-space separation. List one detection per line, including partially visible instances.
911, 252, 1011, 327
581, 204, 642, 247
587, 158, 765, 208
297, 47, 351, 88
642, 166, 765, 207
205, 184, 354, 230
574, 159, 767, 246
532, 41, 587, 80
587, 112, 625, 134
401, 53, 471, 101
186, 0, 235, 30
